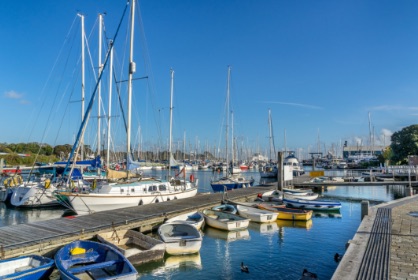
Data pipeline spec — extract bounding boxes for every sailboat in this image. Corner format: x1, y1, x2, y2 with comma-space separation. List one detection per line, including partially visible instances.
58, 0, 198, 215
259, 109, 278, 178
210, 66, 254, 192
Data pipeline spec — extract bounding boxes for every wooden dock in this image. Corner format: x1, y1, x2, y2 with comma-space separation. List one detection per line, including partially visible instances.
292, 174, 418, 188
0, 186, 271, 259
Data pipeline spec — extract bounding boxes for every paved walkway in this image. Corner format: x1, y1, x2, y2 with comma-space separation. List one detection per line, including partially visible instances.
390, 196, 418, 279
332, 194, 418, 279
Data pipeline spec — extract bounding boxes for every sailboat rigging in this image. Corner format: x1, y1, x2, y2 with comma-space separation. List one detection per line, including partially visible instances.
259, 109, 278, 178
58, 0, 198, 215
210, 66, 254, 192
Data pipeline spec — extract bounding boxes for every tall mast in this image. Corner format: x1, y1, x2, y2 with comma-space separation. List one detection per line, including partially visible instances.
284, 128, 287, 154
168, 69, 174, 178
106, 41, 114, 168
231, 110, 234, 171
127, 0, 136, 177
368, 112, 373, 156
97, 13, 103, 158
183, 130, 186, 162
226, 66, 231, 173
78, 13, 85, 160
268, 109, 276, 160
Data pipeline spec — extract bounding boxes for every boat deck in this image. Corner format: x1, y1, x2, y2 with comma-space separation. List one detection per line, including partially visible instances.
0, 186, 270, 259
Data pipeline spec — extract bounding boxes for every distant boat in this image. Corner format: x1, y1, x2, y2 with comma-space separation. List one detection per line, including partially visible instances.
210, 66, 254, 192
210, 175, 255, 192
96, 229, 166, 265
259, 164, 278, 178
0, 254, 55, 280
202, 209, 250, 231
158, 222, 202, 255
54, 240, 138, 280
284, 152, 305, 176
259, 109, 278, 178
283, 198, 342, 211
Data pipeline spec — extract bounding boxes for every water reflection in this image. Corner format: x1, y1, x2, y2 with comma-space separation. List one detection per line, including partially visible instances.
276, 219, 313, 230
248, 221, 278, 234
0, 202, 63, 226
142, 253, 202, 277
313, 212, 342, 218
204, 227, 250, 241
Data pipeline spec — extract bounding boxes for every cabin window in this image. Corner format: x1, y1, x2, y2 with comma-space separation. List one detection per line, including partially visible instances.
148, 185, 157, 192
159, 184, 167, 191
131, 188, 135, 193
120, 188, 124, 193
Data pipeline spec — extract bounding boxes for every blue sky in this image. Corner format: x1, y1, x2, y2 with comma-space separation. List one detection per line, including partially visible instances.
2, 0, 418, 159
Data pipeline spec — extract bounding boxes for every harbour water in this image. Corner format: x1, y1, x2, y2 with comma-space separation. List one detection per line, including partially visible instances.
0, 168, 410, 279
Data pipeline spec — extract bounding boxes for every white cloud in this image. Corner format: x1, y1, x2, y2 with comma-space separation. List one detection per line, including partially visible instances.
4, 90, 22, 99
381, 128, 393, 137
370, 105, 418, 112
263, 101, 322, 110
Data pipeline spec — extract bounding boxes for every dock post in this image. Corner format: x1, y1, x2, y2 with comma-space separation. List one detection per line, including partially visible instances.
277, 151, 283, 191
361, 200, 369, 220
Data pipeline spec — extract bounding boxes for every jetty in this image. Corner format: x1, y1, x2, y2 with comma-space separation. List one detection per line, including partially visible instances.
332, 194, 418, 279
0, 186, 270, 259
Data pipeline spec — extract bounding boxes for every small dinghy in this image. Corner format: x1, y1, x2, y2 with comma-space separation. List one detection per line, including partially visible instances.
158, 222, 203, 255
55, 240, 138, 280
211, 204, 237, 214
202, 209, 250, 231
0, 254, 55, 280
97, 229, 166, 265
236, 204, 278, 223
165, 211, 205, 230
257, 204, 313, 221
283, 191, 319, 201
283, 198, 342, 211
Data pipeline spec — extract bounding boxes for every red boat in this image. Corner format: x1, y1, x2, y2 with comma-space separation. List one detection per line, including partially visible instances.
239, 164, 249, 171
2, 167, 22, 174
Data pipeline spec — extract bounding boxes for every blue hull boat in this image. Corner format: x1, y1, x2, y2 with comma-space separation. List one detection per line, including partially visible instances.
0, 254, 54, 280
210, 176, 255, 192
283, 198, 342, 211
55, 240, 138, 280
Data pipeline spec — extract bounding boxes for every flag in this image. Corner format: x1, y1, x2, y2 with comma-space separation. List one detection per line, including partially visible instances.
175, 166, 186, 177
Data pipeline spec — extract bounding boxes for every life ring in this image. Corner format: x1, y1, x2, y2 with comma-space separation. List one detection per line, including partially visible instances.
190, 174, 195, 183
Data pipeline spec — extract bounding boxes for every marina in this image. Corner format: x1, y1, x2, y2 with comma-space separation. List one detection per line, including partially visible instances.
0, 168, 416, 279
2, 0, 418, 279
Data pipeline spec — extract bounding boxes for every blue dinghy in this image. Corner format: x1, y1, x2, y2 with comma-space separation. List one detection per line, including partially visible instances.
283, 198, 342, 211
55, 240, 138, 280
0, 254, 54, 280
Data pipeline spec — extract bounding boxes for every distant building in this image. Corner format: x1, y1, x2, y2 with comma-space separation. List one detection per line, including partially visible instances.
342, 145, 385, 160
408, 155, 418, 166
252, 153, 268, 162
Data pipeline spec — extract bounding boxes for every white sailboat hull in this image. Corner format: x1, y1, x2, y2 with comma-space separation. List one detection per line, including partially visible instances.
62, 181, 197, 215
10, 183, 61, 207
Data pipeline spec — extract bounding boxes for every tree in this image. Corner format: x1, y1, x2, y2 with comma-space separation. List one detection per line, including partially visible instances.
390, 124, 418, 164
